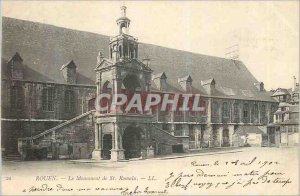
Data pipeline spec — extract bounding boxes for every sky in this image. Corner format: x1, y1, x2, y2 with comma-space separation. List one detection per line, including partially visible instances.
1, 1, 299, 90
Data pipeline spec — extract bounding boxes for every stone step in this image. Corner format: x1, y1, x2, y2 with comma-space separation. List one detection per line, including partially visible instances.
4, 154, 22, 161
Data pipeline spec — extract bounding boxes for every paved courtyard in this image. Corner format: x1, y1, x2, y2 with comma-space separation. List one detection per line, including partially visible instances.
2, 147, 299, 195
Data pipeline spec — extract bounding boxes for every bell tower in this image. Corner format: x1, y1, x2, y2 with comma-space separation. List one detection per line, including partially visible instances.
109, 6, 138, 63
117, 5, 130, 34
93, 5, 153, 162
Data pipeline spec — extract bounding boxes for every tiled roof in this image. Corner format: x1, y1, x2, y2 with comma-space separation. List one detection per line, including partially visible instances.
2, 17, 275, 102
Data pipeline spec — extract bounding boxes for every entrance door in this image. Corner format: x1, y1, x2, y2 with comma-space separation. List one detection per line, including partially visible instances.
102, 134, 112, 159
268, 128, 276, 146
222, 129, 230, 147
122, 126, 142, 159
73, 143, 88, 159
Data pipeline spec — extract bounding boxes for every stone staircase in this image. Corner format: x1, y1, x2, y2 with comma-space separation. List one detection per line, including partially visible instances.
151, 124, 188, 154
3, 153, 22, 161
17, 110, 95, 160
20, 110, 95, 142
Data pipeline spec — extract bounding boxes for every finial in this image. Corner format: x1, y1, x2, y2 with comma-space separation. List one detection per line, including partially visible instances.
97, 51, 104, 64
121, 2, 127, 17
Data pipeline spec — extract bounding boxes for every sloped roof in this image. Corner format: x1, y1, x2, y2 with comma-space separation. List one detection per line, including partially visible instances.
152, 72, 167, 79
2, 17, 275, 102
271, 88, 291, 97
178, 75, 192, 82
201, 78, 215, 86
288, 105, 299, 113
60, 60, 77, 70
234, 126, 266, 136
280, 119, 299, 125
8, 52, 23, 63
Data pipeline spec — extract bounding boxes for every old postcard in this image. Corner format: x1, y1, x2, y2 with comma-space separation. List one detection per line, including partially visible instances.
1, 1, 299, 195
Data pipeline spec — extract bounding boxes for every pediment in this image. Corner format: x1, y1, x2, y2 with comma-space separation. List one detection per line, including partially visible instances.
94, 58, 113, 71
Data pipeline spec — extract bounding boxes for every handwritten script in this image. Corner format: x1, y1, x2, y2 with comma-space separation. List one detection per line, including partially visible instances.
4, 156, 295, 195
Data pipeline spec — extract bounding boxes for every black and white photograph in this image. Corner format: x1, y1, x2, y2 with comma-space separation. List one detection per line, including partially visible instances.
1, 1, 299, 195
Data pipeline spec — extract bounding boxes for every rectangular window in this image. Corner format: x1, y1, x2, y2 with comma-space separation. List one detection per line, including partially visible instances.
243, 103, 248, 118
222, 102, 229, 117
234, 103, 239, 118
65, 90, 75, 112
212, 101, 219, 117
42, 88, 54, 111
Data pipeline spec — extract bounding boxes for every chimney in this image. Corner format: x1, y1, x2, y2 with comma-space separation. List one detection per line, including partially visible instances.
254, 82, 265, 91
152, 72, 167, 91
201, 78, 216, 95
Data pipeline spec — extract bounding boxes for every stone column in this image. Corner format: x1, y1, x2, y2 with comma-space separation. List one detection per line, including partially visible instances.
112, 77, 122, 113
206, 98, 213, 148
171, 123, 175, 135
258, 105, 261, 124
110, 123, 125, 161
239, 104, 243, 123
219, 128, 223, 147
267, 108, 270, 124
194, 125, 201, 149
182, 124, 189, 136
92, 123, 102, 160
249, 105, 252, 123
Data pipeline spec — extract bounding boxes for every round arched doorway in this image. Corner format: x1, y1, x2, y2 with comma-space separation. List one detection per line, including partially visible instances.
122, 126, 142, 159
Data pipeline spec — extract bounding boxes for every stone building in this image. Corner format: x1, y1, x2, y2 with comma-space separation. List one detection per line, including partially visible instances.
2, 6, 277, 161
267, 84, 299, 147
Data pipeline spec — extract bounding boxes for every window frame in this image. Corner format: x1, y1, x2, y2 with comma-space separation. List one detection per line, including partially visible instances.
65, 90, 76, 113
42, 88, 55, 111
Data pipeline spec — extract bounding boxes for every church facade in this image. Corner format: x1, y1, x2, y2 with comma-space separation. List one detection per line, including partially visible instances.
2, 6, 278, 161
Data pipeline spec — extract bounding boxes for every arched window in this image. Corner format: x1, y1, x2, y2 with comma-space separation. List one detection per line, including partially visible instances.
212, 101, 219, 117
243, 103, 248, 118
134, 49, 137, 58
222, 102, 229, 117
11, 86, 23, 109
253, 104, 258, 119
123, 43, 128, 57
102, 81, 112, 93
261, 105, 266, 122
130, 45, 134, 58
233, 103, 239, 118
65, 90, 75, 112
119, 45, 122, 57
42, 88, 54, 111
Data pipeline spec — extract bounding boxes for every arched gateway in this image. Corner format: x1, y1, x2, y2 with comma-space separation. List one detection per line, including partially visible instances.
122, 126, 142, 159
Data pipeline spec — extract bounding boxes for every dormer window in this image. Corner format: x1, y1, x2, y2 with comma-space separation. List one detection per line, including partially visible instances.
178, 75, 193, 92
60, 60, 77, 84
8, 52, 24, 80
152, 72, 167, 91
